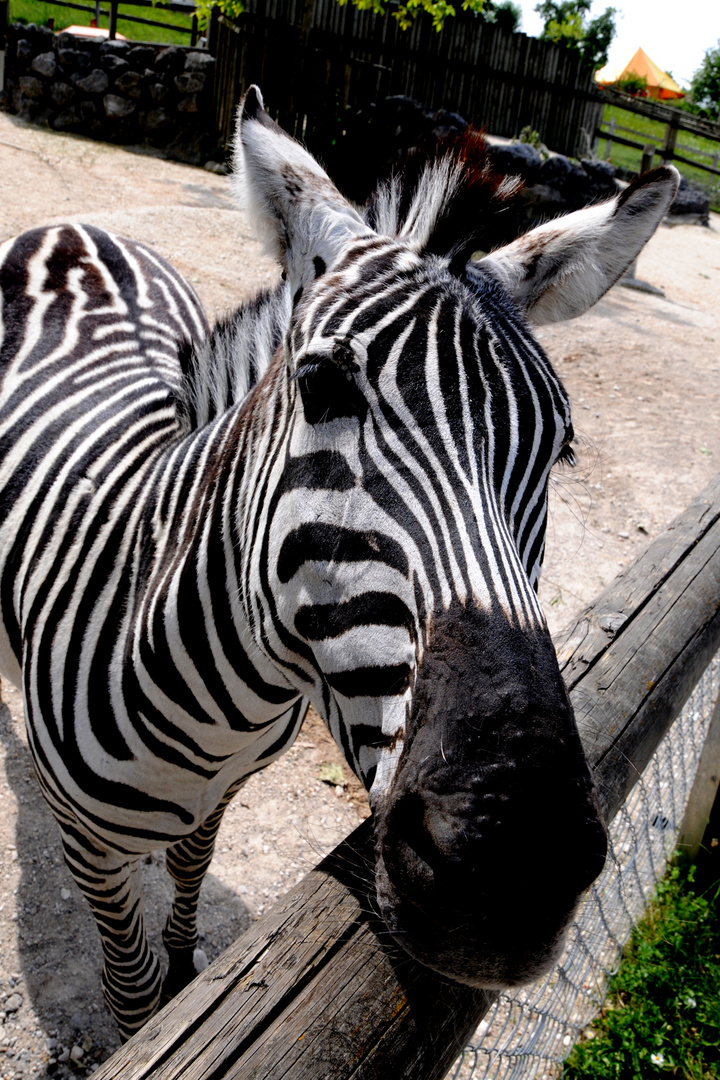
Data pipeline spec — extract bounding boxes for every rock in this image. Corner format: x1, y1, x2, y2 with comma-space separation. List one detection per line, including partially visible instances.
489, 141, 543, 181
103, 94, 136, 118
17, 75, 45, 99
15, 38, 34, 63
31, 52, 57, 79
142, 107, 172, 132
52, 102, 88, 130
149, 81, 170, 104
669, 182, 710, 223
73, 68, 109, 94
99, 39, 130, 57
4, 993, 22, 1013
50, 81, 75, 106
80, 100, 99, 122
432, 106, 467, 139
184, 51, 215, 73
174, 71, 205, 94
580, 157, 619, 197
204, 160, 229, 174
128, 45, 156, 70
57, 48, 93, 74
156, 45, 186, 75
113, 70, 143, 98
177, 93, 199, 114
70, 1045, 84, 1062
101, 54, 130, 76
538, 153, 591, 206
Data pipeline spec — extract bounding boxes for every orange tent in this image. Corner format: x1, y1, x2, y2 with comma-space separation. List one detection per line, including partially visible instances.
595, 48, 685, 100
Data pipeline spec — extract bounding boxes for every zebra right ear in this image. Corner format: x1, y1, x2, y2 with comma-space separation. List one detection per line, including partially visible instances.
233, 87, 373, 296
472, 166, 679, 324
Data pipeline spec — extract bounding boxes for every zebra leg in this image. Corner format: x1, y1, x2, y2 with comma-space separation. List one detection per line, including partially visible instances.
62, 838, 162, 1040
161, 781, 244, 1002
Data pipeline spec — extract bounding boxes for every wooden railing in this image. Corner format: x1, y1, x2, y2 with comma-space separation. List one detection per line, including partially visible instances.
8, 0, 200, 44
596, 87, 720, 177
90, 473, 720, 1080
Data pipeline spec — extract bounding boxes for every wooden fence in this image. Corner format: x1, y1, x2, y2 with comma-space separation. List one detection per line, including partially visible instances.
596, 86, 720, 178
4, 0, 199, 43
92, 471, 720, 1080
211, 0, 603, 160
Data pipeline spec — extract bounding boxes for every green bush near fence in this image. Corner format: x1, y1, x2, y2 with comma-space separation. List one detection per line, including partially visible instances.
564, 861, 720, 1080
599, 103, 720, 213
8, 0, 194, 44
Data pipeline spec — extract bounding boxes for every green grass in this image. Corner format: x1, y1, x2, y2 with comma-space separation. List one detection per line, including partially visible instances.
564, 861, 720, 1079
599, 103, 720, 213
9, 0, 196, 44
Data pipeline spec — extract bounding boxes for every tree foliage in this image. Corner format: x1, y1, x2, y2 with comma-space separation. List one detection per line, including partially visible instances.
534, 0, 616, 70
691, 40, 720, 120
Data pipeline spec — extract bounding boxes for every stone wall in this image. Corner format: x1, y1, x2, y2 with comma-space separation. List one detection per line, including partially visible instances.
2, 22, 217, 164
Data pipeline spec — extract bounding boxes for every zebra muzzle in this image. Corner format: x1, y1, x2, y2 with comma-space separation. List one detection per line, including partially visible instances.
372, 606, 607, 988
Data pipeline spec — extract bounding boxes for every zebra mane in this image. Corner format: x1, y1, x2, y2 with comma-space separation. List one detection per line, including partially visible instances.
176, 283, 290, 432
365, 127, 523, 272
177, 128, 520, 432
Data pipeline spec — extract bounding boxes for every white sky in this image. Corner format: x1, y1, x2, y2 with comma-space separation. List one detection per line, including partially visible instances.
512, 0, 720, 88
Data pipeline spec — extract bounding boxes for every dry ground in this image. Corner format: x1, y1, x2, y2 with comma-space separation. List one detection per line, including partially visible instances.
0, 112, 718, 1078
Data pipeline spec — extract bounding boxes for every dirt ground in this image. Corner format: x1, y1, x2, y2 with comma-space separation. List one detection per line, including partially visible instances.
0, 111, 718, 1078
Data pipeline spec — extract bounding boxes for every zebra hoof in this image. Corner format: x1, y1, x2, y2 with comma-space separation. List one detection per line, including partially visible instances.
161, 944, 202, 1005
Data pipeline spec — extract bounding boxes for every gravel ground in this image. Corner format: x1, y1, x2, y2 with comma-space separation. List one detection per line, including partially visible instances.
0, 111, 718, 1078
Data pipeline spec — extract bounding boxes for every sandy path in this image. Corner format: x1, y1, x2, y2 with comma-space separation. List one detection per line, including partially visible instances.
0, 111, 718, 1077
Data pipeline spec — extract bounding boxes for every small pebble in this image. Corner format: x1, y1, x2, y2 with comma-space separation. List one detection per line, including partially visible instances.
60, 888, 71, 901
4, 994, 22, 1014
70, 1044, 84, 1062
58, 1047, 70, 1063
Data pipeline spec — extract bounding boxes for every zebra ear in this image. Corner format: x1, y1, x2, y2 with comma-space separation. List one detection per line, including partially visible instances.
233, 86, 372, 294
471, 166, 679, 325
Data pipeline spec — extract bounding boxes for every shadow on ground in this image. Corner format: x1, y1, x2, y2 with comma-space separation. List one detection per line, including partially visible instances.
0, 692, 254, 1075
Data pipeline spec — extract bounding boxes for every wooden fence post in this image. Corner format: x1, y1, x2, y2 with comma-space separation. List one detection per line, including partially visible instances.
207, 4, 219, 56
0, 0, 9, 50
108, 0, 117, 39
677, 691, 720, 859
641, 144, 655, 174
661, 116, 679, 163
604, 115, 616, 160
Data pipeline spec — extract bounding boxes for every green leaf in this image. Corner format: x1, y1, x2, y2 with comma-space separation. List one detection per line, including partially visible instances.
317, 762, 347, 787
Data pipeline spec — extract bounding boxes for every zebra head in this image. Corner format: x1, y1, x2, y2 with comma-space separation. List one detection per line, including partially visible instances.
235, 88, 678, 988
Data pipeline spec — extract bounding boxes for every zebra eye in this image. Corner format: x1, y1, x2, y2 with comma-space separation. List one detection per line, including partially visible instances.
294, 341, 365, 425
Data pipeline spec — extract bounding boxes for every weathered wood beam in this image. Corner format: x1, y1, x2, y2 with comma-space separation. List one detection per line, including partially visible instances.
94, 473, 720, 1080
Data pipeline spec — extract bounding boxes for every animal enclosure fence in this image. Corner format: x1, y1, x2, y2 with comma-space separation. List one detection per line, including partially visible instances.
596, 87, 720, 178
211, 0, 603, 162
92, 472, 720, 1079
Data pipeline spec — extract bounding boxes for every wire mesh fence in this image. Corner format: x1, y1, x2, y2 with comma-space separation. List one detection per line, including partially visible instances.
450, 652, 720, 1080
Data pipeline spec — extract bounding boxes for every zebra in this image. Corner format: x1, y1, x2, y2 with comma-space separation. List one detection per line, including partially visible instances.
0, 86, 678, 1038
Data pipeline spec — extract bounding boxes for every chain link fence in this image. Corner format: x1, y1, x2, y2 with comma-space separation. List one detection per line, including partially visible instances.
450, 653, 720, 1080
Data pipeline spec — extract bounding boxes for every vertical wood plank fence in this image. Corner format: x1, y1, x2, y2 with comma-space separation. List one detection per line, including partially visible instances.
211, 0, 603, 162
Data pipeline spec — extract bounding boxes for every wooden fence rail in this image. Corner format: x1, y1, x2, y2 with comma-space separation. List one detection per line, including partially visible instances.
211, 0, 603, 161
596, 86, 720, 178
91, 472, 720, 1080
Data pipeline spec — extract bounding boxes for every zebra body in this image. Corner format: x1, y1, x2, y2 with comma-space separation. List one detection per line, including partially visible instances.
0, 88, 678, 1037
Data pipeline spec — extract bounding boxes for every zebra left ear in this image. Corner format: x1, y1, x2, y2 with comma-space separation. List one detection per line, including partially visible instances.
233, 87, 373, 295
471, 166, 679, 324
